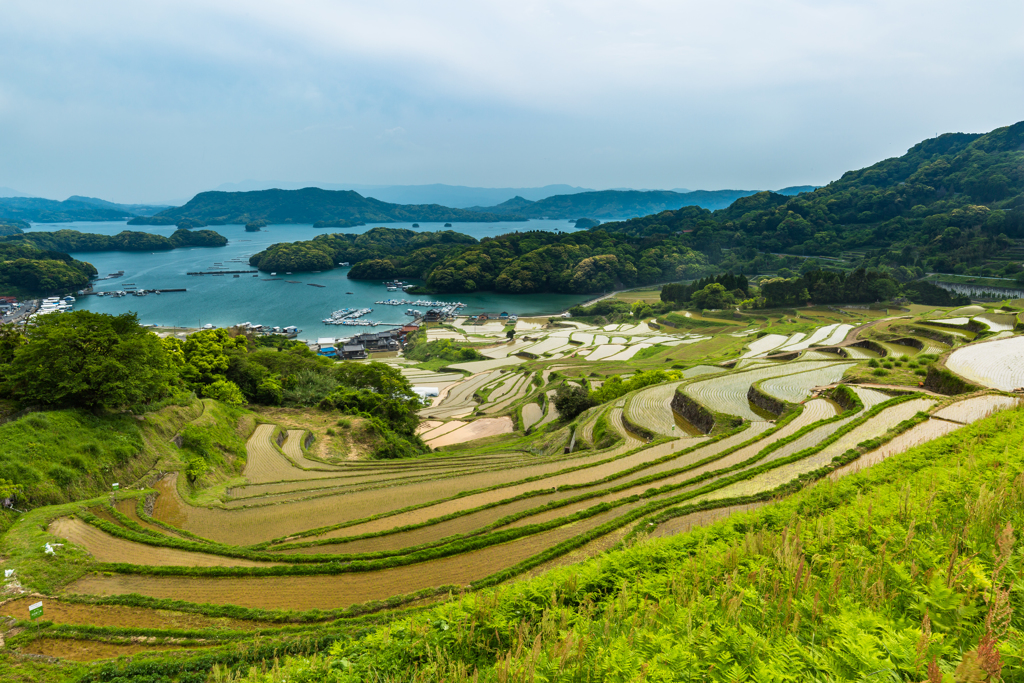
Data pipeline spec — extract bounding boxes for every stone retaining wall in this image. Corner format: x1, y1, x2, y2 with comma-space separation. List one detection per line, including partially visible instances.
670, 390, 715, 434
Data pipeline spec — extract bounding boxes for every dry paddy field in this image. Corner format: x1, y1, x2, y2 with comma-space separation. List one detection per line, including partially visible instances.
14, 310, 1024, 664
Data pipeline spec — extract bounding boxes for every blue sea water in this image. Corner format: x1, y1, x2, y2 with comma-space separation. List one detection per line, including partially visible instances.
26, 220, 593, 340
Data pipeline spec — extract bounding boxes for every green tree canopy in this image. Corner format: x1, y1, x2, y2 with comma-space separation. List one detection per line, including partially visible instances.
691, 282, 736, 310
3, 311, 173, 410
553, 384, 593, 421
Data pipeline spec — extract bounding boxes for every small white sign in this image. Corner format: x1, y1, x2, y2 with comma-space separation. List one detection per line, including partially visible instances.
29, 601, 42, 611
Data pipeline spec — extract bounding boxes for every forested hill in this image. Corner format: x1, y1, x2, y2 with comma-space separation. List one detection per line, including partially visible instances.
469, 187, 816, 219
601, 121, 1024, 278
128, 187, 525, 226
3, 228, 227, 252
248, 226, 715, 294
0, 242, 97, 296
0, 196, 135, 223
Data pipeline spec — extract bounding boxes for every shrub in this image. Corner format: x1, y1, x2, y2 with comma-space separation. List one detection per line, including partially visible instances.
872, 368, 890, 377
202, 379, 246, 406
868, 359, 880, 368
48, 465, 76, 486
255, 377, 283, 405
111, 445, 135, 464
284, 369, 339, 406
180, 424, 213, 456
183, 455, 208, 483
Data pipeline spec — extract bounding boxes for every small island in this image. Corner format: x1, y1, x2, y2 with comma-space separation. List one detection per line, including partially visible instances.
2, 228, 227, 252
169, 228, 227, 247
245, 219, 268, 232
312, 218, 364, 229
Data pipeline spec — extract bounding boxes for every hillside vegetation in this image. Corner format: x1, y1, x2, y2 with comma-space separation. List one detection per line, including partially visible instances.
607, 121, 1024, 281
0, 241, 97, 297
246, 121, 1024, 292
250, 225, 716, 291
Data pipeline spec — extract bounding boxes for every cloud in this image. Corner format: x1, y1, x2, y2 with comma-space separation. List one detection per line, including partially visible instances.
0, 0, 1021, 201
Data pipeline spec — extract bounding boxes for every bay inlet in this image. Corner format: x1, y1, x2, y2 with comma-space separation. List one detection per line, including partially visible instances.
28, 220, 594, 340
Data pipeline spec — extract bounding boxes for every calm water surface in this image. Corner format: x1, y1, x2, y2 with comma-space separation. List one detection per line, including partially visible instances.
28, 220, 592, 341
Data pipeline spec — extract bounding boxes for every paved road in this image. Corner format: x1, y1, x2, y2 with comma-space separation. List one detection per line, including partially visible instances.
1, 299, 38, 325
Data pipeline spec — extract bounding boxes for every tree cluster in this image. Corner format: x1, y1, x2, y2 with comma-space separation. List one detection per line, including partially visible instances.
758, 268, 900, 307
661, 272, 749, 307
0, 312, 426, 458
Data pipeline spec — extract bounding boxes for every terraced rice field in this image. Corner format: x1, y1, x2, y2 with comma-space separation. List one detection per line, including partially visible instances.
946, 336, 1024, 390
55, 383, 1023, 622
741, 334, 789, 358
778, 324, 842, 351
48, 518, 280, 568
626, 381, 684, 435
521, 402, 543, 431
242, 426, 343, 484
843, 346, 880, 359
932, 394, 1021, 423
949, 305, 986, 316
757, 364, 855, 403
975, 314, 1016, 332
27, 314, 1024, 662
821, 324, 854, 345
419, 370, 502, 418
683, 361, 848, 421
426, 417, 514, 448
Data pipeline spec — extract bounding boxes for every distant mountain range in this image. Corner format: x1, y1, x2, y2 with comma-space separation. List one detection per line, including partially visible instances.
129, 186, 822, 227
468, 186, 817, 219
0, 183, 819, 226
210, 181, 598, 208
127, 187, 524, 226
0, 196, 170, 223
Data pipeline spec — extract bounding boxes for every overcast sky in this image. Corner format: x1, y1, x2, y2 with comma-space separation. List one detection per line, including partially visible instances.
1, 0, 1022, 204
